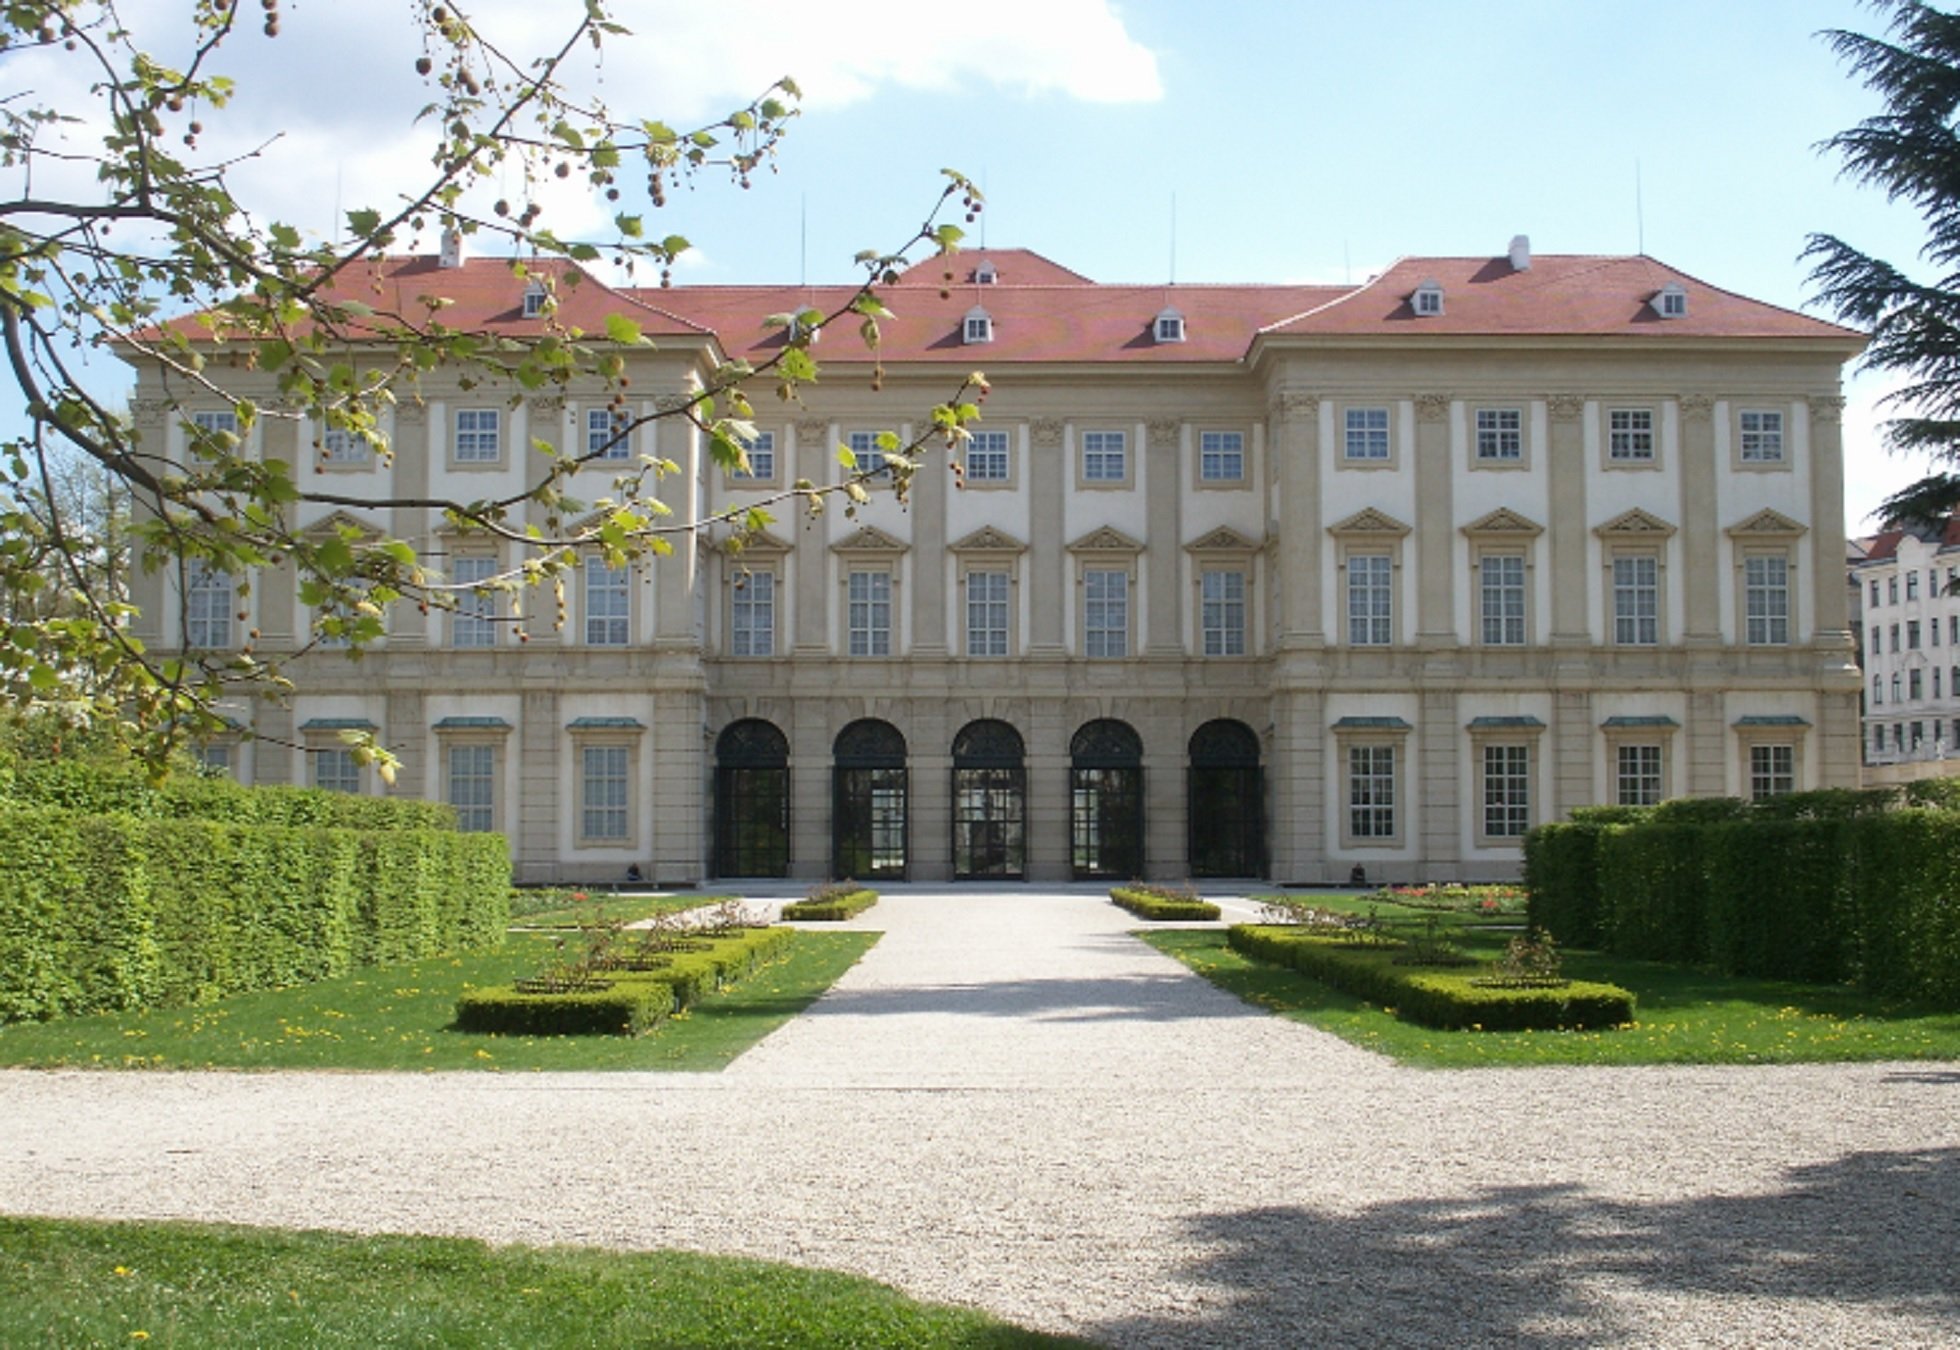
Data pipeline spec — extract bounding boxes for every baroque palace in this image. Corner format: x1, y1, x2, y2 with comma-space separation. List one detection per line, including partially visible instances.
126, 239, 1865, 884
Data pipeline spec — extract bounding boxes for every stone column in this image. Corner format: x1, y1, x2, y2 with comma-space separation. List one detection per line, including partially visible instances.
253, 701, 296, 786
790, 700, 831, 879
1028, 419, 1067, 656
651, 688, 705, 885
1552, 689, 1593, 817
793, 419, 831, 654
1146, 419, 1182, 656
124, 397, 172, 647
654, 394, 698, 647
1270, 689, 1325, 882
257, 404, 302, 650
1026, 696, 1071, 880
1807, 393, 1861, 790
1413, 394, 1456, 646
909, 697, 952, 881
911, 435, 948, 657
1686, 688, 1725, 798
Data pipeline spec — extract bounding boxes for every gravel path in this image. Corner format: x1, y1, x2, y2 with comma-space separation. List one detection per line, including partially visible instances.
3, 887, 1957, 1348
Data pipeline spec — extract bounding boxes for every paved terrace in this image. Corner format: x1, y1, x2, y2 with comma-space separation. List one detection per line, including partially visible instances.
1, 887, 1956, 1348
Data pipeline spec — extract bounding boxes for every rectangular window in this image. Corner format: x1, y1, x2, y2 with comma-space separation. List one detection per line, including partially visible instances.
185, 559, 232, 649
1892, 623, 1901, 653
447, 744, 495, 833
1951, 616, 1958, 645
1608, 408, 1654, 462
847, 570, 892, 656
1475, 407, 1523, 462
1936, 668, 1944, 699
450, 555, 499, 648
1909, 620, 1922, 650
1871, 628, 1882, 658
1199, 430, 1245, 482
580, 745, 629, 840
965, 430, 1010, 483
1482, 744, 1531, 838
1613, 556, 1658, 645
454, 408, 502, 463
1911, 668, 1924, 701
733, 429, 775, 481
190, 409, 238, 447
1347, 554, 1392, 646
586, 407, 630, 461
1082, 430, 1127, 482
731, 570, 775, 656
1871, 579, 1881, 608
320, 428, 370, 465
1744, 556, 1790, 645
847, 430, 888, 478
1479, 554, 1526, 645
1913, 720, 1926, 748
1739, 408, 1784, 463
1908, 571, 1920, 601
584, 563, 630, 646
1890, 576, 1899, 605
312, 747, 361, 795
195, 743, 232, 776
1348, 745, 1396, 839
1749, 744, 1795, 799
1616, 744, 1663, 806
1201, 570, 1247, 656
1344, 407, 1390, 461
1084, 568, 1128, 657
966, 569, 1009, 657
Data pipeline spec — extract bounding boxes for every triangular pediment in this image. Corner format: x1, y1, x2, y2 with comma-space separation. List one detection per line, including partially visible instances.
712, 528, 794, 557
1726, 508, 1807, 540
1327, 507, 1411, 538
1461, 507, 1544, 539
951, 525, 1027, 554
1185, 525, 1262, 554
1594, 508, 1677, 539
302, 509, 385, 540
831, 525, 909, 555
1067, 525, 1144, 554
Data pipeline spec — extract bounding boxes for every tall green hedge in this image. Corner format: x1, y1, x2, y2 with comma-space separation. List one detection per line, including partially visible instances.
0, 758, 456, 831
1526, 795, 1960, 1007
0, 805, 508, 1022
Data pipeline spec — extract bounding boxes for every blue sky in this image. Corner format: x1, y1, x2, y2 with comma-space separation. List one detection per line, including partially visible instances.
2, 0, 1939, 530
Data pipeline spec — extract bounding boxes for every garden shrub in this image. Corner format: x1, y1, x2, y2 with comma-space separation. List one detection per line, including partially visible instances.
1597, 823, 1711, 964
1110, 884, 1221, 921
0, 758, 456, 831
1523, 822, 1610, 947
780, 885, 879, 921
1702, 818, 1849, 983
1227, 925, 1633, 1031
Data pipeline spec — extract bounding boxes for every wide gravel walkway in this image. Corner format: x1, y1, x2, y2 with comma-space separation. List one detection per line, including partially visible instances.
2, 888, 1957, 1348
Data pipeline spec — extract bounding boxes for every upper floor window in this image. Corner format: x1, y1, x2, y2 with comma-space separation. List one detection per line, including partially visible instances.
585, 562, 630, 645
1081, 430, 1128, 483
1475, 408, 1523, 462
1908, 571, 1921, 601
522, 281, 548, 318
1412, 281, 1444, 316
450, 554, 500, 648
965, 430, 1010, 483
1608, 408, 1654, 462
1738, 408, 1784, 463
1154, 309, 1185, 343
1890, 576, 1900, 604
1344, 407, 1390, 461
190, 409, 238, 442
1613, 555, 1659, 646
1910, 619, 1923, 650
1201, 569, 1246, 656
963, 308, 993, 344
732, 429, 775, 481
1652, 283, 1688, 319
1346, 554, 1393, 646
1083, 568, 1129, 657
847, 430, 888, 479
731, 570, 775, 656
1199, 430, 1245, 483
586, 408, 631, 461
454, 408, 502, 464
1871, 579, 1881, 608
966, 569, 1010, 657
320, 428, 371, 466
185, 559, 232, 650
847, 570, 892, 656
1744, 555, 1791, 645
1479, 553, 1526, 646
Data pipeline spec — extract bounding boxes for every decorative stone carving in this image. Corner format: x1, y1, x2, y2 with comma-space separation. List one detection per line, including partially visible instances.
950, 525, 1027, 554
830, 524, 909, 555
1185, 525, 1261, 553
1272, 391, 1320, 419
1146, 418, 1180, 448
1029, 418, 1065, 449
1594, 507, 1677, 539
528, 394, 566, 418
1065, 525, 1144, 554
1413, 393, 1452, 421
1725, 508, 1807, 540
1678, 393, 1714, 421
1461, 507, 1545, 538
1807, 394, 1846, 425
794, 419, 830, 446
393, 401, 429, 429
654, 393, 695, 414
711, 528, 794, 556
1546, 394, 1585, 422
1327, 507, 1413, 538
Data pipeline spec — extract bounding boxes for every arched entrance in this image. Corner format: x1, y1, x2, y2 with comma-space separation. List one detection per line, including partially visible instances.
1188, 719, 1265, 878
833, 719, 908, 880
1070, 719, 1144, 880
713, 719, 789, 877
951, 719, 1026, 880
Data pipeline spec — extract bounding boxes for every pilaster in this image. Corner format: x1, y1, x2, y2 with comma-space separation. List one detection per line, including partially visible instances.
1545, 395, 1590, 646
518, 688, 560, 880
793, 419, 831, 655
1679, 395, 1721, 645
1028, 419, 1067, 656
653, 394, 698, 646
389, 401, 430, 648
384, 688, 424, 799
1271, 391, 1323, 649
1146, 419, 1182, 655
1413, 393, 1455, 646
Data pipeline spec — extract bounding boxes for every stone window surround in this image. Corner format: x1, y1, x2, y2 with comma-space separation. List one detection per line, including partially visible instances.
1595, 510, 1677, 648
1463, 509, 1543, 648
1194, 426, 1253, 491
450, 406, 506, 469
1602, 402, 1663, 471
441, 540, 503, 649
960, 426, 1018, 491
1469, 717, 1545, 849
725, 425, 781, 487
1069, 527, 1143, 659
1076, 426, 1134, 491
1735, 716, 1808, 799
1329, 509, 1411, 648
1469, 402, 1531, 471
1334, 400, 1399, 471
719, 532, 789, 659
570, 718, 643, 850
1729, 511, 1806, 648
833, 526, 908, 659
953, 527, 1026, 659
434, 717, 512, 835
1730, 400, 1794, 473
1334, 716, 1411, 850
300, 718, 376, 798
579, 554, 636, 648
1600, 716, 1678, 806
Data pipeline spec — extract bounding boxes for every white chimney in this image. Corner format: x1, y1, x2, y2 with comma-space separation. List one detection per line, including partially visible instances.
438, 228, 464, 269
1508, 234, 1531, 272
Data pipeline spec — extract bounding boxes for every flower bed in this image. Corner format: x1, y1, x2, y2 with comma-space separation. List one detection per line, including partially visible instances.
1369, 883, 1527, 917
780, 884, 879, 921
1110, 885, 1221, 921
1227, 924, 1633, 1031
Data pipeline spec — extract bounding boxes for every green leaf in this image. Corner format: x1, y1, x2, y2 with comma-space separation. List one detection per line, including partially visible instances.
604, 313, 644, 345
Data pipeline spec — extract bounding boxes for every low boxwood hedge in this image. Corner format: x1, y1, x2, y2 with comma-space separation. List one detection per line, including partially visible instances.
780, 888, 879, 921
454, 925, 791, 1036
1228, 925, 1634, 1031
1111, 886, 1221, 921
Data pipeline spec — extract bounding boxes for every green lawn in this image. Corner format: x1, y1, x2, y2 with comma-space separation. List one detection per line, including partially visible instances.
1142, 928, 1960, 1067
0, 1216, 1087, 1349
508, 892, 718, 928
0, 931, 877, 1072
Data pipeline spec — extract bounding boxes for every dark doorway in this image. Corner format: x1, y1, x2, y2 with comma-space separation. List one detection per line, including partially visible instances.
713, 719, 789, 877
833, 719, 908, 880
1188, 719, 1265, 878
951, 719, 1027, 880
1070, 718, 1144, 880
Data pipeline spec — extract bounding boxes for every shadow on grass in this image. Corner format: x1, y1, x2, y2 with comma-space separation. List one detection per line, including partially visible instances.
1088, 1148, 1960, 1348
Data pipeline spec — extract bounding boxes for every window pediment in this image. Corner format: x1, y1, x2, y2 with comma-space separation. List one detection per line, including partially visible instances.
1726, 508, 1807, 540
1461, 508, 1544, 539
831, 525, 909, 556
1327, 507, 1412, 539
710, 528, 794, 558
1185, 525, 1262, 555
301, 509, 386, 541
951, 525, 1027, 555
1594, 508, 1677, 540
1067, 525, 1144, 555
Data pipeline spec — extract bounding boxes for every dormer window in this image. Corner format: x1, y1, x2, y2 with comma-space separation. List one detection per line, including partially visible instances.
788, 315, 821, 344
963, 307, 993, 344
1154, 308, 1185, 343
522, 280, 548, 318
1412, 281, 1444, 317
974, 260, 999, 285
1652, 283, 1688, 319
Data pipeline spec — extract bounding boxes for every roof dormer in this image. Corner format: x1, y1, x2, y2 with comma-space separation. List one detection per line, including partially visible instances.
522, 279, 548, 318
1651, 282, 1688, 319
974, 259, 999, 285
1154, 308, 1186, 344
1412, 280, 1444, 317
963, 306, 994, 345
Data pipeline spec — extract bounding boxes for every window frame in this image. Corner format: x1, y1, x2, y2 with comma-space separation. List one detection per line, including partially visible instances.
183, 558, 233, 651
585, 406, 632, 463
1604, 405, 1659, 469
728, 564, 779, 658
1081, 565, 1132, 659
1740, 551, 1793, 647
962, 428, 1014, 489
1471, 405, 1527, 469
1734, 404, 1789, 470
452, 407, 504, 467
1335, 719, 1411, 850
1196, 429, 1248, 487
1476, 740, 1535, 846
447, 552, 502, 649
1199, 567, 1248, 657
846, 567, 895, 658
963, 565, 1013, 658
1077, 428, 1131, 489
582, 558, 632, 647
1337, 403, 1396, 469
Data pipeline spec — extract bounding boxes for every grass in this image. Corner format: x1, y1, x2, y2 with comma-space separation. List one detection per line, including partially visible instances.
1142, 927, 1960, 1068
0, 1216, 1087, 1349
0, 930, 878, 1072
508, 892, 716, 928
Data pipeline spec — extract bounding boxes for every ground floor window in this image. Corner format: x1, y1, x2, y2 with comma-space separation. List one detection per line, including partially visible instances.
1070, 719, 1144, 879
1749, 744, 1795, 799
447, 744, 496, 832
952, 719, 1026, 880
1615, 744, 1663, 807
1187, 719, 1263, 877
833, 719, 907, 879
1481, 744, 1531, 840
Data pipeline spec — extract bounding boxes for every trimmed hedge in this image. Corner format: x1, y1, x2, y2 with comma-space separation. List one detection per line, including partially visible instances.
454, 926, 792, 1035
0, 758, 456, 831
1110, 886, 1221, 921
1527, 797, 1960, 1007
1228, 925, 1635, 1031
0, 805, 509, 1022
780, 889, 879, 921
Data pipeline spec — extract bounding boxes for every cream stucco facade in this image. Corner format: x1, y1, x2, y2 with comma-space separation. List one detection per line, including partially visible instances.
126, 245, 1866, 884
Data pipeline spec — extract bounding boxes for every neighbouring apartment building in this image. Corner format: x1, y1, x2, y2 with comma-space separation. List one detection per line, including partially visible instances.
125, 239, 1866, 884
1853, 515, 1960, 783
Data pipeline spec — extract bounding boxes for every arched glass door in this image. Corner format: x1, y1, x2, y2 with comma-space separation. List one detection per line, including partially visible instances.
1188, 719, 1264, 878
833, 719, 907, 880
713, 719, 789, 877
952, 719, 1026, 880
1070, 719, 1144, 880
